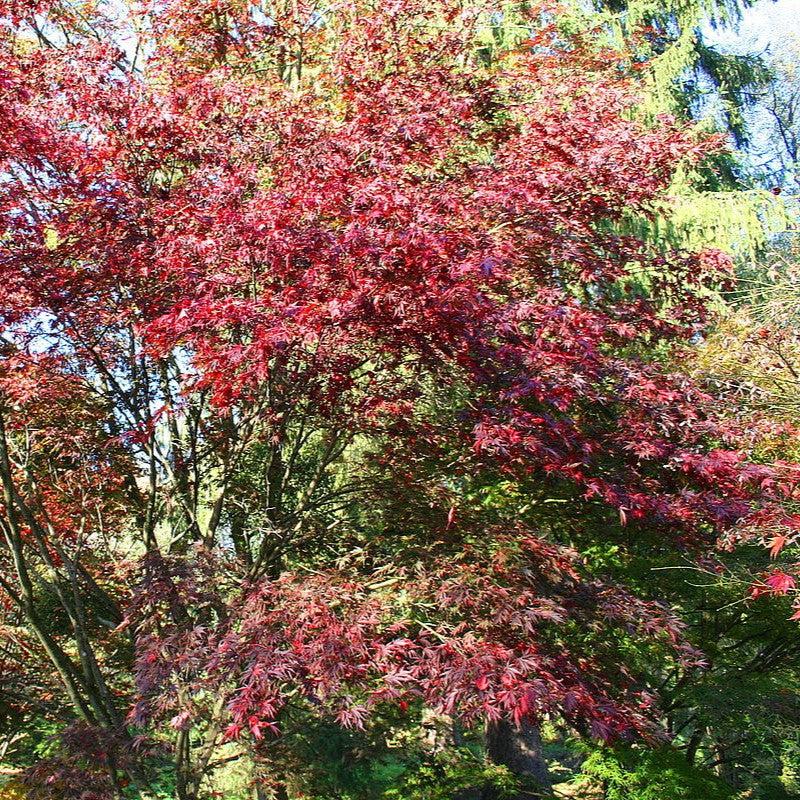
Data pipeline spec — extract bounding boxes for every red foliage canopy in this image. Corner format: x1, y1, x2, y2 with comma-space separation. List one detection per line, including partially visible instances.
0, 0, 797, 785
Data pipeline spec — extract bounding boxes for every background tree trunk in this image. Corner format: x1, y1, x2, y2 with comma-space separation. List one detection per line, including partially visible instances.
486, 719, 552, 798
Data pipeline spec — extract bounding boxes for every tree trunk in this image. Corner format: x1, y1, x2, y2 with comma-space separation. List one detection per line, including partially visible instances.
714, 740, 742, 791
486, 719, 552, 798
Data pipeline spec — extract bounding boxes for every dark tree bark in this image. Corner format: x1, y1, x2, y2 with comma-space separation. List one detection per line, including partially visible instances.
486, 719, 552, 798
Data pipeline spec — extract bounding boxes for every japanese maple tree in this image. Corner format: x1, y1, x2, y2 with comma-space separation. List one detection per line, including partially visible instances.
0, 0, 797, 796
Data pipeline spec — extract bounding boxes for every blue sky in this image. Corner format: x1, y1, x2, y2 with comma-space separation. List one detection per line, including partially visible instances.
701, 0, 800, 188
707, 0, 800, 51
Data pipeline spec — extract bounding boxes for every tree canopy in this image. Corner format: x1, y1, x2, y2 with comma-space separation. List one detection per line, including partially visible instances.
0, 0, 798, 798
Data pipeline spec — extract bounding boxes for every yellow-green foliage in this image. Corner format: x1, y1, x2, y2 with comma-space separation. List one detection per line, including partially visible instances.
577, 745, 735, 800
620, 185, 792, 259
692, 248, 800, 427
0, 783, 27, 800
